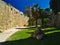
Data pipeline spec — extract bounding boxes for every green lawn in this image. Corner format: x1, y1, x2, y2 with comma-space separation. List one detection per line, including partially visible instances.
2, 28, 60, 45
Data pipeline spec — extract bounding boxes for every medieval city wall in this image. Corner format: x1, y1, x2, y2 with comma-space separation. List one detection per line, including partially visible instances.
0, 0, 29, 31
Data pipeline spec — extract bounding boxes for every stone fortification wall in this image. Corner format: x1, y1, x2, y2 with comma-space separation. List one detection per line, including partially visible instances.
0, 0, 29, 30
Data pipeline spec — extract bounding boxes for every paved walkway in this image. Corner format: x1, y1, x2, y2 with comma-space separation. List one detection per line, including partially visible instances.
0, 27, 20, 45
0, 26, 35, 45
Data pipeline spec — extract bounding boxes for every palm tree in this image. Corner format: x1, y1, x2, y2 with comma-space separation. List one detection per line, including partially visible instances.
38, 8, 45, 27
38, 8, 51, 27
44, 8, 51, 27
31, 4, 45, 40
31, 4, 39, 27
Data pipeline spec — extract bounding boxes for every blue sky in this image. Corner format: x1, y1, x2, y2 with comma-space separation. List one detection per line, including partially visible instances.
4, 0, 50, 12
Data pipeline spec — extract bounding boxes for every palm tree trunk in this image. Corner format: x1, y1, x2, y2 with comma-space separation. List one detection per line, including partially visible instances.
41, 17, 44, 27
36, 19, 38, 27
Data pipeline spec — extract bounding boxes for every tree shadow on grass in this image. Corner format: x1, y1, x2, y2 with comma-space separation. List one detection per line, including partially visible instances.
25, 28, 60, 35
2, 32, 60, 45
42, 28, 60, 33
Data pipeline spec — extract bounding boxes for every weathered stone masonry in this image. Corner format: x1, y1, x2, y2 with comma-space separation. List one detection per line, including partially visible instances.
0, 0, 29, 30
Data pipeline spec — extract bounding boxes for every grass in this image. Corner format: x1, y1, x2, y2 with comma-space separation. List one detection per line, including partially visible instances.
2, 28, 60, 45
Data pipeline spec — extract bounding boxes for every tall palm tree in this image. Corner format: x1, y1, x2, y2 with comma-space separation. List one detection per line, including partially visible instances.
44, 8, 51, 27
31, 4, 39, 27
31, 4, 45, 40
38, 8, 51, 27
38, 8, 45, 27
